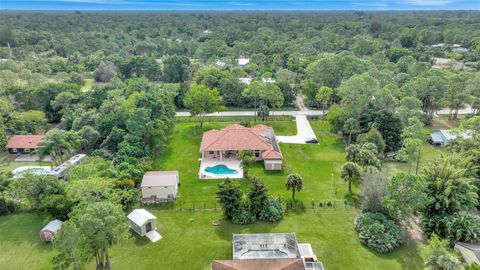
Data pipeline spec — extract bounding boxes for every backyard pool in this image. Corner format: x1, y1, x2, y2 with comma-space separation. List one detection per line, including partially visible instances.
12, 166, 53, 178
204, 164, 238, 175
241, 249, 289, 259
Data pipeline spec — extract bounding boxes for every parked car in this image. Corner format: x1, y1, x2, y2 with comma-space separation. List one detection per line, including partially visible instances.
305, 138, 318, 144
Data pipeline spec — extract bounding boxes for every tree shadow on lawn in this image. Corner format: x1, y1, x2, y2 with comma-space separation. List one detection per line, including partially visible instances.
213, 217, 283, 242
344, 192, 361, 209
131, 230, 150, 247
361, 238, 424, 270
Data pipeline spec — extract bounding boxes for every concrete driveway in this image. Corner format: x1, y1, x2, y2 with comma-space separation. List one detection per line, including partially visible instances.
277, 115, 317, 144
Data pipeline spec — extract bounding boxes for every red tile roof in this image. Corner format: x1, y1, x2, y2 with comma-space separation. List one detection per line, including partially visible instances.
200, 124, 282, 159
262, 149, 283, 160
6, 135, 45, 149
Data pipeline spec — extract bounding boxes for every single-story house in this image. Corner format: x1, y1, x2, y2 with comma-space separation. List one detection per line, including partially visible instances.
6, 135, 45, 154
454, 242, 480, 264
127, 209, 162, 242
40, 219, 63, 242
141, 171, 179, 202
212, 233, 323, 270
430, 129, 471, 146
237, 58, 250, 67
200, 124, 283, 172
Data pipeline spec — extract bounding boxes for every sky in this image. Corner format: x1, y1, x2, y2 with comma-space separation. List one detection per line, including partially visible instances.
1, 0, 479, 10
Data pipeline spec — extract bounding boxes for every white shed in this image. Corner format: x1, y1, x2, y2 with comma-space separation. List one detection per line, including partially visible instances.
40, 219, 63, 242
127, 209, 162, 242
141, 171, 179, 202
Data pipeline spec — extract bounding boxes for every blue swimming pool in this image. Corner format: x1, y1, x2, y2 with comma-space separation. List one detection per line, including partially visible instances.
205, 164, 238, 175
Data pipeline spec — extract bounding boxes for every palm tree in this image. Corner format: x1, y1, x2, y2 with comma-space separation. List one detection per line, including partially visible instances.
35, 129, 83, 163
238, 150, 256, 179
286, 173, 303, 201
343, 118, 360, 145
341, 162, 361, 193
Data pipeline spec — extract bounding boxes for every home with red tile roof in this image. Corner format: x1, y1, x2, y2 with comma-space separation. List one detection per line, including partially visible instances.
200, 124, 283, 174
5, 135, 45, 155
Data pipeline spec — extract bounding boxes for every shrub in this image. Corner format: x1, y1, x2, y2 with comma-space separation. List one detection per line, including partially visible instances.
0, 197, 16, 215
355, 212, 404, 253
258, 197, 284, 222
232, 204, 256, 225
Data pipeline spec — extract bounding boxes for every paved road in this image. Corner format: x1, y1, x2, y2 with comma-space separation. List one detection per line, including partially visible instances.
175, 110, 325, 117
435, 107, 475, 115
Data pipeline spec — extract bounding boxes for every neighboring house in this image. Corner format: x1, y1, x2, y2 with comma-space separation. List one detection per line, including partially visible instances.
454, 242, 480, 264
262, 78, 276, 83
200, 124, 283, 171
39, 219, 63, 242
6, 135, 45, 155
452, 47, 469, 53
141, 171, 179, 202
430, 129, 471, 146
127, 209, 162, 242
432, 57, 466, 70
211, 233, 324, 270
238, 77, 252, 85
237, 58, 250, 67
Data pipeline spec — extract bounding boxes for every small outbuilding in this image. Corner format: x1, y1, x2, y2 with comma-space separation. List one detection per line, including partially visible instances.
40, 219, 63, 242
454, 242, 480, 264
127, 209, 162, 243
430, 129, 471, 146
141, 171, 179, 202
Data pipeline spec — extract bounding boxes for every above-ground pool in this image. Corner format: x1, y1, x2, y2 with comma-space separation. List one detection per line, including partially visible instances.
204, 164, 238, 175
12, 166, 53, 178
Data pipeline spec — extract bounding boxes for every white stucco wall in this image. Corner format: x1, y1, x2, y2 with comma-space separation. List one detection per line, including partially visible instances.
264, 160, 282, 170
142, 185, 177, 200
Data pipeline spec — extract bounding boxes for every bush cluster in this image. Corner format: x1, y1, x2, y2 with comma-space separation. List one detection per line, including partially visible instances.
355, 212, 404, 253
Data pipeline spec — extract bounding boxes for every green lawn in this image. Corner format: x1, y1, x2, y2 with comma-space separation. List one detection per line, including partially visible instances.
153, 120, 349, 207
0, 210, 422, 270
0, 213, 57, 270
0, 119, 426, 269
384, 127, 447, 174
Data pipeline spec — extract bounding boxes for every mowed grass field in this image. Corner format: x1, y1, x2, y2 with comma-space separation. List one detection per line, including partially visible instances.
0, 119, 430, 270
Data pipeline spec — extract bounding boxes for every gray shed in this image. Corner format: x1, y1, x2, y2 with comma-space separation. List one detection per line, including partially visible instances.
40, 219, 63, 242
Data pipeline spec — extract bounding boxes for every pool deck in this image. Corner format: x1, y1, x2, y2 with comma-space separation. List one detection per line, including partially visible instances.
199, 157, 243, 179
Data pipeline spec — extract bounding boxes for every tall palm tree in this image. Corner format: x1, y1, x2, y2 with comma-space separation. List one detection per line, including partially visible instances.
343, 118, 360, 145
341, 162, 361, 193
36, 129, 83, 163
286, 173, 303, 201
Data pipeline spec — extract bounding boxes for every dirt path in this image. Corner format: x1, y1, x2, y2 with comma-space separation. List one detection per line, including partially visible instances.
296, 95, 308, 111
403, 216, 427, 243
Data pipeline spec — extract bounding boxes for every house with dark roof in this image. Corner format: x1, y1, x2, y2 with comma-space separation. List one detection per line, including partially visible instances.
6, 135, 45, 155
199, 124, 283, 178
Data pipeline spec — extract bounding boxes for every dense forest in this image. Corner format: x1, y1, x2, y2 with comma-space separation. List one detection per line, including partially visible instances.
0, 11, 479, 270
